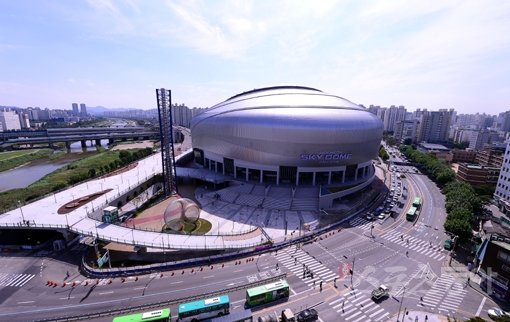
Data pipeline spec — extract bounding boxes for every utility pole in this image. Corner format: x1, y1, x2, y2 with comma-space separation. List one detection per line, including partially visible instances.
351, 257, 355, 288
397, 286, 406, 322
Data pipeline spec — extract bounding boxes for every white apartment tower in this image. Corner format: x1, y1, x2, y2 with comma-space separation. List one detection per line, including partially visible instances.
494, 141, 510, 212
383, 105, 406, 132
0, 109, 22, 131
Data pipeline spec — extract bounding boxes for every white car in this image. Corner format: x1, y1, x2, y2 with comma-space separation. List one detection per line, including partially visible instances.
488, 307, 508, 319
378, 213, 386, 220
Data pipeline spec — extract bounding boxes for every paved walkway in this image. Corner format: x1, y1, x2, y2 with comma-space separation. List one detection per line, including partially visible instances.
0, 150, 268, 250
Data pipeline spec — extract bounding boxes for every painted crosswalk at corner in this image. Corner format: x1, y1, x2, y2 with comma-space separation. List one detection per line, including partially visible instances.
275, 248, 337, 288
418, 274, 467, 314
349, 217, 374, 232
381, 231, 446, 260
329, 290, 390, 322
0, 273, 35, 288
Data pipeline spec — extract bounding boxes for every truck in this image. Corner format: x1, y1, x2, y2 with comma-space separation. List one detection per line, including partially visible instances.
371, 285, 389, 301
281, 308, 296, 322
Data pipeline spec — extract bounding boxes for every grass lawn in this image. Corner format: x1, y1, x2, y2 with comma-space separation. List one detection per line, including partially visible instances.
172, 218, 212, 235
0, 149, 53, 172
0, 149, 40, 161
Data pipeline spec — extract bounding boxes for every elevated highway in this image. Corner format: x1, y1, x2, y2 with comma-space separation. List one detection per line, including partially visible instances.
0, 127, 159, 149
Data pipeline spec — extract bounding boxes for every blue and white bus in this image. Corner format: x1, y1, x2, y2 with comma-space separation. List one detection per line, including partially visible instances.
178, 295, 230, 321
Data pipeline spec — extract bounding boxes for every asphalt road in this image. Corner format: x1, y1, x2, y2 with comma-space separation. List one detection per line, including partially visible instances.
0, 156, 501, 321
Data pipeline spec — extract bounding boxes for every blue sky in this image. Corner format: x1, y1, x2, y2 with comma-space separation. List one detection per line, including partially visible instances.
0, 0, 509, 114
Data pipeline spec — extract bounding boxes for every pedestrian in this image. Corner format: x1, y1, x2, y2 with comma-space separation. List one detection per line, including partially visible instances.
406, 251, 409, 257
313, 280, 316, 288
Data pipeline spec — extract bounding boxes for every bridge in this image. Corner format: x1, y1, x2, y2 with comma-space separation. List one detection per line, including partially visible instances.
0, 127, 160, 149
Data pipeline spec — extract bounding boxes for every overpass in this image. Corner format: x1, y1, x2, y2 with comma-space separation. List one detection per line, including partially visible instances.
0, 127, 160, 149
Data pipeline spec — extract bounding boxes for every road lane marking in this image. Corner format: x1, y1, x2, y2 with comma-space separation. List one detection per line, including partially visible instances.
170, 281, 183, 284
99, 291, 114, 295
133, 287, 145, 290
202, 275, 215, 279
475, 297, 486, 316
17, 301, 34, 304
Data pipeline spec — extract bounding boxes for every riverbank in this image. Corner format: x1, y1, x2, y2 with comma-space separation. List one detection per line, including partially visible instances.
0, 149, 53, 172
0, 148, 153, 212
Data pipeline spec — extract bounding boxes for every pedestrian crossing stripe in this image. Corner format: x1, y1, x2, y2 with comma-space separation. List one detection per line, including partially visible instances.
0, 273, 35, 288
275, 249, 337, 287
380, 231, 446, 260
328, 291, 389, 322
349, 218, 374, 232
418, 274, 467, 313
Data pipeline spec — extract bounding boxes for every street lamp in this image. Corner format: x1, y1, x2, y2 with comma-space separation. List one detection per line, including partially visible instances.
17, 200, 25, 223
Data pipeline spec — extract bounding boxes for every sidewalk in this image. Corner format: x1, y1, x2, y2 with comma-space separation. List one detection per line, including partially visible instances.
392, 310, 449, 322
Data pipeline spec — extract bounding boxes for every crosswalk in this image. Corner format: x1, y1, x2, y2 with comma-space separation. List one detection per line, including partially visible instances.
275, 248, 337, 287
380, 231, 446, 260
329, 289, 390, 322
418, 274, 467, 314
349, 217, 374, 232
0, 273, 35, 288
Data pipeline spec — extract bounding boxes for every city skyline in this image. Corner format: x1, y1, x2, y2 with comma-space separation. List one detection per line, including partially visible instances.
1, 1, 509, 114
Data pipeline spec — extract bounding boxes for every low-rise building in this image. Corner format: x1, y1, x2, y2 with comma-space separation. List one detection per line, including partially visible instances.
418, 142, 451, 162
456, 163, 500, 186
450, 149, 477, 163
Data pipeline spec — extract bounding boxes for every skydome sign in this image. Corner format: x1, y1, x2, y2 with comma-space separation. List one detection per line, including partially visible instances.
300, 152, 352, 161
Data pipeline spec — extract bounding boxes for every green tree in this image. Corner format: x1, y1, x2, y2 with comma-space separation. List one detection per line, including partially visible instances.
444, 218, 472, 243
447, 208, 474, 223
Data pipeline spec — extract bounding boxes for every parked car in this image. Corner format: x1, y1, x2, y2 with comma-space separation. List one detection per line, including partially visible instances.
488, 307, 508, 319
378, 213, 386, 220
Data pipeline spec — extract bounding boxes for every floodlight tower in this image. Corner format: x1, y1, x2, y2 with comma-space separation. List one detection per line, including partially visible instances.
156, 88, 178, 197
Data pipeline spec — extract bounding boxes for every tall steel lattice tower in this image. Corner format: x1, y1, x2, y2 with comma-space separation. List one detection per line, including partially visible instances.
156, 88, 178, 197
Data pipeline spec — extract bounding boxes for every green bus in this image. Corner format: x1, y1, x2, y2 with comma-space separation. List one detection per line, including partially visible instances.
412, 197, 422, 209
406, 206, 417, 221
245, 280, 290, 307
112, 308, 171, 322
178, 295, 230, 321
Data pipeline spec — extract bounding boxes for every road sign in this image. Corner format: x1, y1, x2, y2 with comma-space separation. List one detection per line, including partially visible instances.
338, 263, 352, 279
97, 251, 109, 268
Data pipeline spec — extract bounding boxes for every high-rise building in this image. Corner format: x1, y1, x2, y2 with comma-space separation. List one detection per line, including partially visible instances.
80, 103, 87, 117
469, 130, 492, 151
18, 113, 30, 129
417, 109, 454, 143
72, 103, 79, 116
394, 119, 419, 143
0, 108, 21, 131
382, 105, 406, 132
494, 141, 510, 213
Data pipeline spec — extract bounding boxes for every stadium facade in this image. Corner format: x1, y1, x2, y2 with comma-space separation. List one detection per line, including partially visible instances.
191, 86, 383, 193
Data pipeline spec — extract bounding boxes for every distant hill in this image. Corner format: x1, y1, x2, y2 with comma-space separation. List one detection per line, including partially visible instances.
87, 106, 147, 116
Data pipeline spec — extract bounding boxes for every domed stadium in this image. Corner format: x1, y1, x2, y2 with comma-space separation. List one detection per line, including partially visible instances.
191, 86, 383, 196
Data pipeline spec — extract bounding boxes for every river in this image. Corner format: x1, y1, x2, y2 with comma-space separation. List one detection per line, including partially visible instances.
0, 159, 71, 192
0, 140, 109, 192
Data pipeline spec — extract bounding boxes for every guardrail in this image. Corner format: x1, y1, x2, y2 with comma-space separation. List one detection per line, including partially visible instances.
35, 273, 287, 322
